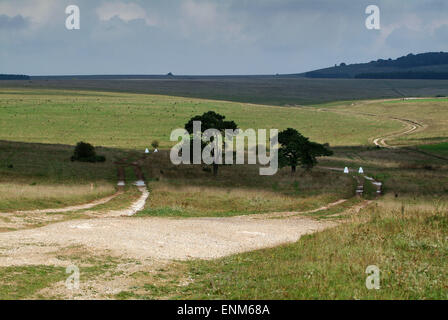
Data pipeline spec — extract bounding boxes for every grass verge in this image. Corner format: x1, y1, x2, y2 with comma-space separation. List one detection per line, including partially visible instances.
173, 198, 447, 299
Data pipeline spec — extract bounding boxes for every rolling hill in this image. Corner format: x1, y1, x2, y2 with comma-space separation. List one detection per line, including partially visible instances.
298, 52, 448, 80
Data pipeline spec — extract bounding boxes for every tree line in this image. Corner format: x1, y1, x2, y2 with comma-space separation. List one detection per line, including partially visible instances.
355, 72, 448, 79
372, 52, 448, 68
0, 74, 31, 80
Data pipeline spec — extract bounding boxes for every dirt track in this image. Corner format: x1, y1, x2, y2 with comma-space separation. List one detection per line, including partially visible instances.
0, 214, 338, 266
373, 116, 424, 148
314, 103, 426, 149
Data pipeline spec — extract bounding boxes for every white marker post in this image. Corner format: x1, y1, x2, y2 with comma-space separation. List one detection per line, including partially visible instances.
359, 167, 364, 174
154, 148, 158, 153
134, 180, 146, 187
344, 167, 349, 174
145, 148, 149, 154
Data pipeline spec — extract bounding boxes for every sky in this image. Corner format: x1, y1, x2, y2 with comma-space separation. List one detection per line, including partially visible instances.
1, 0, 448, 75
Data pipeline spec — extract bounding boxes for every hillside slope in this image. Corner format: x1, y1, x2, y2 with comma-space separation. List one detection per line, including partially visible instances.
299, 52, 448, 79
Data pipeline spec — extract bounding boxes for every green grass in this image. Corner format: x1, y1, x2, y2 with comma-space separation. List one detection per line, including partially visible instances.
0, 266, 66, 299
418, 142, 448, 156
320, 99, 448, 147
0, 88, 390, 214
0, 140, 122, 211
383, 98, 448, 103
0, 137, 355, 215
0, 247, 132, 299
0, 140, 122, 184
0, 88, 402, 149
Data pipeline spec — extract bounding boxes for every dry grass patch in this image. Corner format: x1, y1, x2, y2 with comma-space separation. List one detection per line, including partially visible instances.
143, 182, 346, 217
0, 182, 115, 212
138, 150, 354, 217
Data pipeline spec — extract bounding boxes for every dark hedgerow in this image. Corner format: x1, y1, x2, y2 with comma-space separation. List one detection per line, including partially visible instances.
71, 141, 106, 163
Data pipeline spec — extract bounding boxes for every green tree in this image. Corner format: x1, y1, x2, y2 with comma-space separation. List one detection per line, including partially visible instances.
278, 128, 332, 173
71, 141, 105, 163
151, 140, 159, 149
184, 111, 238, 176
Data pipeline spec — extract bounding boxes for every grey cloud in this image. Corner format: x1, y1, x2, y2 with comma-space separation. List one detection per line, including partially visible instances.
0, 14, 29, 29
1, 0, 448, 75
434, 24, 448, 41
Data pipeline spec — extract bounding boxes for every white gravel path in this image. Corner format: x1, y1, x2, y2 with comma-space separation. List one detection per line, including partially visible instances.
107, 187, 149, 217
0, 214, 336, 266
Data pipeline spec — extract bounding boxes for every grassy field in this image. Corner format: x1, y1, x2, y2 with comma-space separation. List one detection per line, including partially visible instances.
0, 88, 402, 149
0, 87, 447, 300
318, 98, 448, 147
0, 140, 353, 215
2, 77, 448, 105
0, 266, 66, 300
0, 88, 367, 213
0, 247, 132, 299
0, 182, 114, 212
138, 150, 353, 218
418, 142, 448, 156
0, 140, 121, 211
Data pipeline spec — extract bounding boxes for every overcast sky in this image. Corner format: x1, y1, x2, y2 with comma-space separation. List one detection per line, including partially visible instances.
1, 0, 448, 75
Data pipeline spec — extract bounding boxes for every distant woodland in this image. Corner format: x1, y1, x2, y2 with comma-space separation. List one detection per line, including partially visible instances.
304, 52, 448, 79
0, 74, 31, 80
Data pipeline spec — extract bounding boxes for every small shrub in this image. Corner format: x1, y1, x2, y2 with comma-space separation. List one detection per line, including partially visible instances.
151, 140, 160, 149
71, 142, 106, 163
73, 142, 95, 158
